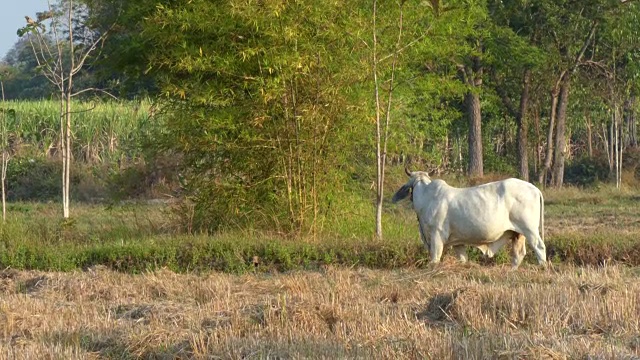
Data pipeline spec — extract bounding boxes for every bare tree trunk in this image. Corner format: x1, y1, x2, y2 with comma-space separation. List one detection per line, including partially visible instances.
517, 70, 531, 181
372, 0, 383, 241
538, 88, 559, 185
59, 95, 67, 216
460, 55, 484, 178
603, 122, 612, 171
616, 104, 623, 189
551, 77, 571, 188
585, 112, 593, 158
0, 81, 7, 222
610, 120, 614, 172
614, 105, 621, 189
624, 96, 637, 147
62, 0, 75, 219
373, 0, 403, 240
466, 90, 483, 178
443, 133, 449, 169
63, 97, 71, 218
533, 107, 541, 176
1, 150, 5, 222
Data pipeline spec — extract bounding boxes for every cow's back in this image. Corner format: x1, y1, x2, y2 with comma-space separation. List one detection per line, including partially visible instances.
445, 178, 541, 243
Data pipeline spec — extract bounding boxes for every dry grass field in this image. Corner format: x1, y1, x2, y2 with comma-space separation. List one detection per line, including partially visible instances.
1, 261, 639, 359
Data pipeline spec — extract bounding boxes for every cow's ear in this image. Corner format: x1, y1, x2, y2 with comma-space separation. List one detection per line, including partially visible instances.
392, 184, 411, 203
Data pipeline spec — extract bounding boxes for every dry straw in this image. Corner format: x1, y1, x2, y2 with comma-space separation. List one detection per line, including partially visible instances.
0, 263, 638, 359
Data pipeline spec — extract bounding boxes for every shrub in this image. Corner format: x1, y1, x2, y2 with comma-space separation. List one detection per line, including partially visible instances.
563, 155, 610, 186
6, 158, 69, 201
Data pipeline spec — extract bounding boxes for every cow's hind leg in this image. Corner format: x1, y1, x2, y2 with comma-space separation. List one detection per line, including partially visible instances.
453, 245, 467, 263
510, 233, 526, 269
521, 229, 547, 266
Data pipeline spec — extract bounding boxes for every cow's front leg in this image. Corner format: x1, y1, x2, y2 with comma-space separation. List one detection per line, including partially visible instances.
453, 245, 467, 263
429, 230, 445, 264
417, 216, 430, 250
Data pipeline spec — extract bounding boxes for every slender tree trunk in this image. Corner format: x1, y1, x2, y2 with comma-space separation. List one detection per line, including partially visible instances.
624, 96, 637, 147
466, 90, 483, 178
585, 113, 593, 158
538, 88, 558, 185
64, 96, 72, 218
62, 1, 75, 219
609, 120, 614, 171
1, 150, 5, 222
372, 0, 383, 241
59, 94, 67, 216
443, 133, 449, 169
602, 122, 612, 171
614, 105, 621, 189
551, 76, 570, 188
372, 0, 403, 240
517, 70, 531, 181
534, 108, 541, 175
0, 81, 6, 222
461, 55, 484, 178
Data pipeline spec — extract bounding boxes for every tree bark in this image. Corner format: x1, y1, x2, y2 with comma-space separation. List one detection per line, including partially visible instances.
534, 107, 541, 175
516, 70, 531, 181
466, 90, 483, 178
624, 96, 637, 147
551, 76, 570, 188
538, 86, 559, 185
464, 57, 483, 178
585, 112, 593, 158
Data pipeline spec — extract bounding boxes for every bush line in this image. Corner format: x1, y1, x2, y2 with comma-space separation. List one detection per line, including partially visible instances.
1, 234, 639, 273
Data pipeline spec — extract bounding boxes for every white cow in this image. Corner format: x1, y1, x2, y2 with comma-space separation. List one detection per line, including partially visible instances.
392, 169, 547, 268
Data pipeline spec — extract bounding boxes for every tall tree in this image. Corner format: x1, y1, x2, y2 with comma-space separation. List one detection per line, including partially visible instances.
372, 0, 404, 240
530, 0, 625, 187
488, 0, 546, 181
462, 54, 484, 177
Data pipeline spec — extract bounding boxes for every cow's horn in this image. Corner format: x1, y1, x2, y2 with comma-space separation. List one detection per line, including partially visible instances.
404, 165, 411, 177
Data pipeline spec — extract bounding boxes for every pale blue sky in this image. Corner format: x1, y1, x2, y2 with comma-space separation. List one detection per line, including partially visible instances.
0, 1, 49, 60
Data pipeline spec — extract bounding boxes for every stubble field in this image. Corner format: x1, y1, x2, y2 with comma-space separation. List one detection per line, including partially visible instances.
1, 262, 639, 359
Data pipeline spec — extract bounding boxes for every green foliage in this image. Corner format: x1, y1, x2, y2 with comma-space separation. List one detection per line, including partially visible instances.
4, 0, 638, 242
131, 0, 381, 232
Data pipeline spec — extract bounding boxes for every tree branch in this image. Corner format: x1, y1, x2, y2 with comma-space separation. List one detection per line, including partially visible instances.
71, 88, 118, 100
569, 20, 598, 75
72, 21, 116, 75
492, 73, 518, 118
376, 28, 431, 64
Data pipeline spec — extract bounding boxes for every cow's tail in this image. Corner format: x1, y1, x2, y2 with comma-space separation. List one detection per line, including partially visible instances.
539, 189, 544, 245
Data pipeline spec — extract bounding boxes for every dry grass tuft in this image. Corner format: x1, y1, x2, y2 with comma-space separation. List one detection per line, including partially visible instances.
0, 265, 639, 359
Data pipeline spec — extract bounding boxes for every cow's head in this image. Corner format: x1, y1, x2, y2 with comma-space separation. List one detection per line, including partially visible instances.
391, 166, 431, 203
